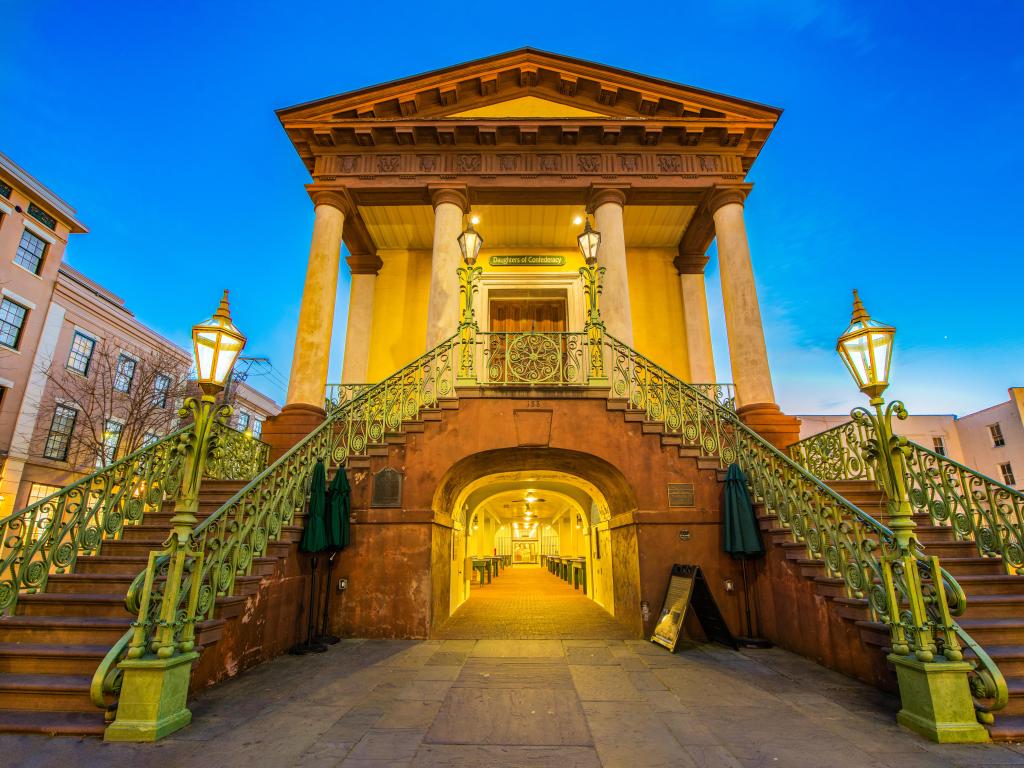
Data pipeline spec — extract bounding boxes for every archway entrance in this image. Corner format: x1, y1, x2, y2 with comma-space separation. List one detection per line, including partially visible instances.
430, 448, 642, 639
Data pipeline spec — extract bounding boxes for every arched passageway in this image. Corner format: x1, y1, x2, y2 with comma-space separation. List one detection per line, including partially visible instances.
430, 448, 642, 638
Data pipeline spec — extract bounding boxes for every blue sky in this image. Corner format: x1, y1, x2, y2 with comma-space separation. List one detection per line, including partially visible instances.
2, 1, 1022, 415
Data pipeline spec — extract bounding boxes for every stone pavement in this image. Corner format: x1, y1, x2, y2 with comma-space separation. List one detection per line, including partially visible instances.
4, 567, 1024, 767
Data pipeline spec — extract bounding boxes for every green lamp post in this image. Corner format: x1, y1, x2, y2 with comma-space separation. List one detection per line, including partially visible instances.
106, 291, 246, 742
837, 290, 987, 743
577, 215, 606, 382
456, 216, 483, 383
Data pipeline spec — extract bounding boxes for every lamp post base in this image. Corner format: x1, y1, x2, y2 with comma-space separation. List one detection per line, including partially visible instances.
889, 654, 989, 743
104, 651, 199, 742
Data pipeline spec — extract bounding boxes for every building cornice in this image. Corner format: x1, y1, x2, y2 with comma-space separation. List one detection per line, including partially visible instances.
0, 151, 88, 233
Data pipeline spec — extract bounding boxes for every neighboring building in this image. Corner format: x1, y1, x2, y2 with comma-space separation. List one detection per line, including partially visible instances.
0, 153, 280, 516
798, 413, 965, 462
798, 387, 1024, 488
956, 388, 1024, 488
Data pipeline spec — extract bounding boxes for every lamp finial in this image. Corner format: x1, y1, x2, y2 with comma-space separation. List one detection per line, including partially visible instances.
215, 289, 232, 321
851, 289, 870, 324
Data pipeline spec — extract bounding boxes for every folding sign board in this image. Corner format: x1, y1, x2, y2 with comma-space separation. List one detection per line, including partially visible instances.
651, 564, 737, 652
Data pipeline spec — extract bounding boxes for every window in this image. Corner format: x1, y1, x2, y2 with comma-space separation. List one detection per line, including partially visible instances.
932, 436, 946, 456
14, 229, 48, 274
0, 298, 28, 349
236, 410, 250, 432
0, 180, 11, 199
66, 331, 96, 375
113, 354, 136, 393
1000, 462, 1016, 486
43, 404, 77, 461
251, 419, 262, 439
153, 374, 171, 407
27, 203, 57, 231
142, 432, 159, 447
27, 483, 62, 541
990, 423, 1006, 448
27, 482, 61, 506
98, 420, 123, 466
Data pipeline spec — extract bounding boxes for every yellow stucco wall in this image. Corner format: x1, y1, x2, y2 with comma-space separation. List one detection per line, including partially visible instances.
366, 245, 690, 382
627, 247, 689, 380
367, 249, 432, 381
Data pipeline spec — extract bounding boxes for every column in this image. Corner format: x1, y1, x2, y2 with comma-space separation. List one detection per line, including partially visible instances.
674, 253, 716, 382
341, 254, 382, 383
285, 193, 346, 408
425, 187, 468, 348
710, 188, 774, 408
590, 187, 634, 345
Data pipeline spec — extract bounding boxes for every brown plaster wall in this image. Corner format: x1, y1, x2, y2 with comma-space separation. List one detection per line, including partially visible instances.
318, 392, 755, 641
753, 541, 894, 691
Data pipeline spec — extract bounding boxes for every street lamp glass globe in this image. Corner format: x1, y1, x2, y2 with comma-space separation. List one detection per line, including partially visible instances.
457, 221, 483, 266
192, 290, 247, 394
577, 218, 601, 265
836, 290, 895, 398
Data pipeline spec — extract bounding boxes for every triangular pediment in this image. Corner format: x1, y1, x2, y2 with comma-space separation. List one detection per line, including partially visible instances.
277, 48, 781, 124
449, 96, 609, 119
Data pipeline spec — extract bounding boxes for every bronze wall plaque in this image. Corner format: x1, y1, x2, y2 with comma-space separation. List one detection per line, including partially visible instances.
371, 468, 403, 508
667, 483, 695, 508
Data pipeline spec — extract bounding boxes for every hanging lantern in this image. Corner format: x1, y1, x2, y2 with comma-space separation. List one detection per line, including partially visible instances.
836, 290, 895, 398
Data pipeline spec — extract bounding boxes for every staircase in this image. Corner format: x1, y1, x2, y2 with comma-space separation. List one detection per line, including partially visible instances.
0, 480, 302, 735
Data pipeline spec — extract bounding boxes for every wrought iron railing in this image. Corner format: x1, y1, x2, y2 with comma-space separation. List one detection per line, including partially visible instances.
205, 422, 271, 480
95, 334, 461, 719
0, 427, 191, 617
477, 331, 588, 386
791, 420, 1024, 575
325, 383, 373, 414
600, 333, 1005, 721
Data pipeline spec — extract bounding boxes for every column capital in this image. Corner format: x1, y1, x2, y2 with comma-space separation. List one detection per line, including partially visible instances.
429, 185, 469, 212
588, 185, 629, 211
347, 253, 384, 275
707, 184, 753, 215
674, 251, 709, 275
308, 189, 353, 216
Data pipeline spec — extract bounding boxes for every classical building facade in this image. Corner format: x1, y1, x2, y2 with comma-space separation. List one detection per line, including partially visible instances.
2, 51, 1022, 744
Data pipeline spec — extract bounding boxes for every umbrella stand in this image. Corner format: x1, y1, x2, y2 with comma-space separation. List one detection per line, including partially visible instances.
289, 554, 327, 655
317, 551, 341, 645
736, 557, 772, 649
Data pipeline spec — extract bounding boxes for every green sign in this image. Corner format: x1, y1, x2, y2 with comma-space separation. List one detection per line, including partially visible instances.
488, 255, 566, 268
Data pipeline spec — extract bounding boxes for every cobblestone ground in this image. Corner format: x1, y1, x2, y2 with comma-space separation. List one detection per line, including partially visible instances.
5, 567, 1023, 767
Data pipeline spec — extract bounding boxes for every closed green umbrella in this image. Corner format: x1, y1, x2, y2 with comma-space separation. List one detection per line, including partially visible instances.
300, 460, 329, 553
723, 463, 764, 558
722, 463, 770, 647
317, 466, 352, 645
325, 466, 351, 551
292, 460, 328, 655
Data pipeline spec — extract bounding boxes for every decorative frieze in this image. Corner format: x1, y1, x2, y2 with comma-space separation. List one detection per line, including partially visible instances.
312, 151, 743, 181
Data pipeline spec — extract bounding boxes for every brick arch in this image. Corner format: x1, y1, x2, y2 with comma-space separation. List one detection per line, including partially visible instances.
431, 446, 639, 527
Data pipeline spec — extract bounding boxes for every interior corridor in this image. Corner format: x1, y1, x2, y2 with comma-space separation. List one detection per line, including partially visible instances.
434, 566, 630, 640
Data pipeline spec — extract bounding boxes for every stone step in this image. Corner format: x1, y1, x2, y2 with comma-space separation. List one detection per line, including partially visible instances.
46, 573, 137, 595
71, 555, 150, 576
0, 673, 94, 713
0, 615, 131, 645
960, 594, 1024, 620
987, 714, 1024, 741
0, 708, 105, 735
968, 645, 1024, 677
950, 574, 1024, 596
957, 617, 1024, 645
17, 593, 131, 619
934, 556, 1007, 577
0, 642, 109, 677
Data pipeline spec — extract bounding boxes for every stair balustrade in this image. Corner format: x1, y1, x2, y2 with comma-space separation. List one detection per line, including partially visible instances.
792, 421, 1024, 575
93, 335, 460, 726
0, 428, 195, 618
599, 332, 1007, 726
